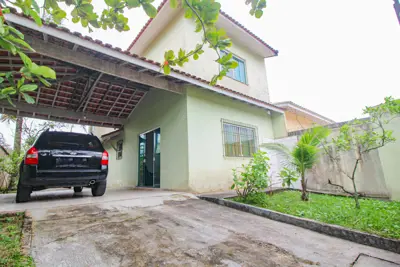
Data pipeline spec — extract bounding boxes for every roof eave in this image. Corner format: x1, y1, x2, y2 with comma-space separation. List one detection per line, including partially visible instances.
5, 12, 283, 115
275, 102, 335, 124
128, 0, 278, 58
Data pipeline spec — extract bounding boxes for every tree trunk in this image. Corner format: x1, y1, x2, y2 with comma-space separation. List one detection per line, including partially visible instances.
13, 116, 23, 153
301, 173, 308, 201
351, 158, 361, 209
7, 116, 23, 191
351, 178, 360, 209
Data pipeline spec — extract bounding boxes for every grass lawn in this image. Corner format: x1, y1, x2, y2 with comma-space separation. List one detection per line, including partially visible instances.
0, 213, 35, 267
233, 191, 400, 239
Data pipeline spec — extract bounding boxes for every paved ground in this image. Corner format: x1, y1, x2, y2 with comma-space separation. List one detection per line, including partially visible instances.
1, 189, 400, 266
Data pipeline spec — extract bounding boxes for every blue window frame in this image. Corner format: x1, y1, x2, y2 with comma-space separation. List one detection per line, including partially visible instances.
221, 50, 247, 84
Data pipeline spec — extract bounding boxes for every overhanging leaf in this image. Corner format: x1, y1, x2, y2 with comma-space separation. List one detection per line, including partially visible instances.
142, 3, 157, 18
1, 87, 16, 95
28, 10, 42, 26
20, 84, 38, 92
31, 0, 40, 13
30, 63, 56, 79
255, 9, 263, 18
170, 0, 178, 8
18, 52, 32, 69
5, 35, 34, 51
21, 92, 35, 104
37, 76, 51, 87
163, 65, 171, 75
126, 0, 140, 8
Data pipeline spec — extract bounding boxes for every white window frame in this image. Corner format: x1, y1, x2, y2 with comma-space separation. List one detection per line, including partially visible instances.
220, 50, 248, 85
221, 119, 258, 158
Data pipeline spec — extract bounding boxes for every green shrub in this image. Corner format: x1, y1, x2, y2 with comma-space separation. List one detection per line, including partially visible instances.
279, 167, 299, 188
0, 152, 23, 192
231, 151, 270, 199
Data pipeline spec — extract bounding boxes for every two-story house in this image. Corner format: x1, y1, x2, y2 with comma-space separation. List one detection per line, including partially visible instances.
95, 0, 288, 192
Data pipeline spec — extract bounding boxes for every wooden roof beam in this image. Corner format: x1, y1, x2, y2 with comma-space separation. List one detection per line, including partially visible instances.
25, 36, 183, 94
0, 101, 125, 125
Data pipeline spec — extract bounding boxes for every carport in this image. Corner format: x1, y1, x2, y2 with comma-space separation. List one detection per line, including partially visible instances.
1, 11, 187, 128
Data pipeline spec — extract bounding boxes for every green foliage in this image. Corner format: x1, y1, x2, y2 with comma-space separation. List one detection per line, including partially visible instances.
262, 126, 330, 200
231, 151, 270, 199
325, 97, 400, 209
332, 97, 400, 154
0, 213, 35, 266
247, 0, 267, 18
279, 167, 298, 188
233, 191, 400, 239
163, 0, 265, 85
293, 126, 331, 175
0, 151, 23, 191
0, 0, 268, 105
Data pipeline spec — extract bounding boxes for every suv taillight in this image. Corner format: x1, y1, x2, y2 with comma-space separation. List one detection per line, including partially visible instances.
25, 147, 39, 165
101, 150, 109, 166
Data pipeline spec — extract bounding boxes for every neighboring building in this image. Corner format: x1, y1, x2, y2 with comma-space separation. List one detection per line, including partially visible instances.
94, 0, 287, 193
274, 101, 335, 132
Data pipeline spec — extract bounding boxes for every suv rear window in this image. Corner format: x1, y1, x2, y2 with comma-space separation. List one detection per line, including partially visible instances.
36, 133, 103, 151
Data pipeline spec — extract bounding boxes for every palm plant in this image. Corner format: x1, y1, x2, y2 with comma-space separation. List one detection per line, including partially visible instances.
262, 126, 330, 201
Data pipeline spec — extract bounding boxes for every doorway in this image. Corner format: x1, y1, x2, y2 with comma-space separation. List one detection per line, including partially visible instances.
138, 128, 160, 188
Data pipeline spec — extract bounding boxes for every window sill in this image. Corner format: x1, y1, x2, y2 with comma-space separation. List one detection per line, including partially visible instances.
223, 156, 253, 159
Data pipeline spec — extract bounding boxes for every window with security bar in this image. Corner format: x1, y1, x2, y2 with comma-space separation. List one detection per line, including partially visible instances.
222, 122, 257, 157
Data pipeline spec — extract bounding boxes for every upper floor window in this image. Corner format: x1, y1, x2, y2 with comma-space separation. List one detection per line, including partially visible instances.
220, 50, 247, 84
222, 121, 257, 157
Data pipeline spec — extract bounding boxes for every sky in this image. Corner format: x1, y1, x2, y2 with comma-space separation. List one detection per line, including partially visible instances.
1, 0, 400, 146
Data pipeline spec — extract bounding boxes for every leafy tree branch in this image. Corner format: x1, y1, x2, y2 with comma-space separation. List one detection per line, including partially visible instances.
323, 97, 400, 209
0, 0, 268, 106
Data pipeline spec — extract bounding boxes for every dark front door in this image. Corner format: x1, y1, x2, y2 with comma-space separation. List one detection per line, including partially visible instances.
138, 128, 160, 188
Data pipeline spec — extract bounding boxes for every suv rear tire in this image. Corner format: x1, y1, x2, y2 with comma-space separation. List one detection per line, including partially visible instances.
16, 180, 31, 203
91, 181, 106, 197
74, 187, 83, 193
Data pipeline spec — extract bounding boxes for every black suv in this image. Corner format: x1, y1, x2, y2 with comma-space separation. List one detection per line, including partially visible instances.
16, 131, 109, 203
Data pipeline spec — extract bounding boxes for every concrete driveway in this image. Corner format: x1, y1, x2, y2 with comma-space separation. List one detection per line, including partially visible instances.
1, 189, 400, 267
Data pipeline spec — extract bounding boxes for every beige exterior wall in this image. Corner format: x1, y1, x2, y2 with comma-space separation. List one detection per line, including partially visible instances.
142, 15, 270, 103
272, 117, 400, 201
285, 111, 316, 132
186, 86, 283, 193
95, 86, 287, 193
378, 116, 400, 201
96, 88, 189, 190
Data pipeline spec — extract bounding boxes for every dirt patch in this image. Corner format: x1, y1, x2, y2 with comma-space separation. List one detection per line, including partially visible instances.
34, 204, 318, 267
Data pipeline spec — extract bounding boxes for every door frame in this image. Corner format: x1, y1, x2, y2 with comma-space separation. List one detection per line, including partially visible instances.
137, 127, 161, 188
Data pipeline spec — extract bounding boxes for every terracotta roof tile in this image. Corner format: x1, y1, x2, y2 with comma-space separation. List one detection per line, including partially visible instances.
126, 0, 278, 55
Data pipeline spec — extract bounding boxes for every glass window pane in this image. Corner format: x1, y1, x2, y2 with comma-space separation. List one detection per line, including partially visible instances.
223, 123, 256, 157
238, 60, 246, 83
220, 51, 246, 83
227, 68, 235, 79
234, 59, 241, 80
